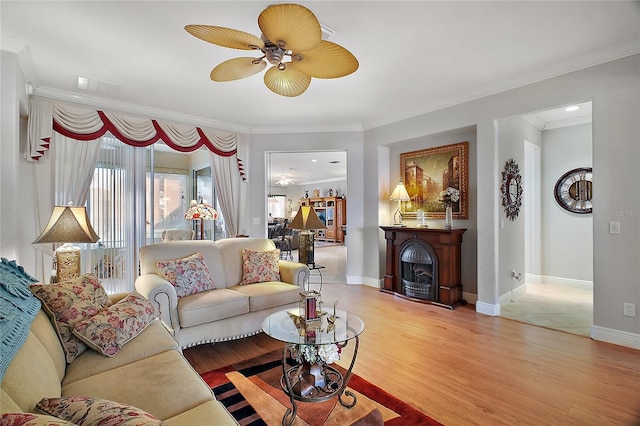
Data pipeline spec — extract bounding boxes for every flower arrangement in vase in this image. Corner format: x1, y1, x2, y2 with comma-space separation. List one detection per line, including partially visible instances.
439, 187, 460, 229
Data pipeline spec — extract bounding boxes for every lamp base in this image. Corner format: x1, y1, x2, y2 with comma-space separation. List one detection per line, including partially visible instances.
298, 231, 315, 265
56, 245, 81, 282
393, 207, 406, 227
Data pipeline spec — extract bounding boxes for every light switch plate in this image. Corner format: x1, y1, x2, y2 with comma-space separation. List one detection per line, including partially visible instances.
609, 221, 621, 234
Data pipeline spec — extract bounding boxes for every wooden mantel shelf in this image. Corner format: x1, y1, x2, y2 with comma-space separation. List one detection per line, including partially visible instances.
379, 226, 466, 309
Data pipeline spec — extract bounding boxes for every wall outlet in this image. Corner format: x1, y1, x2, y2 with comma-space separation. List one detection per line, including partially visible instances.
623, 303, 636, 317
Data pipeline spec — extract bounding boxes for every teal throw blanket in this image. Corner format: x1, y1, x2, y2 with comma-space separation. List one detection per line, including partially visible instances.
0, 258, 41, 382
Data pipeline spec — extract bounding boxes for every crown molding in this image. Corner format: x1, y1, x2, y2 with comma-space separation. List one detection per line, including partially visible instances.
362, 40, 639, 131
31, 86, 251, 134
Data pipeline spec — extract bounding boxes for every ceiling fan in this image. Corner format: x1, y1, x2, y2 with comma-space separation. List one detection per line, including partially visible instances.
276, 175, 295, 186
185, 3, 359, 97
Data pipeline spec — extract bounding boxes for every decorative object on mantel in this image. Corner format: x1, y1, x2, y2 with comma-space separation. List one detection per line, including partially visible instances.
313, 189, 320, 198
389, 181, 411, 226
33, 202, 100, 283
440, 187, 460, 229
416, 209, 428, 228
400, 142, 469, 219
500, 159, 523, 221
554, 167, 593, 214
184, 199, 218, 239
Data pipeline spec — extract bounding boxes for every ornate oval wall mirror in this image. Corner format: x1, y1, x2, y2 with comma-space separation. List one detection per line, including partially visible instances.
500, 158, 523, 221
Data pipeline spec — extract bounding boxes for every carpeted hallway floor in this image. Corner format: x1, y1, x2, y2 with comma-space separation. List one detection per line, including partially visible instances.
499, 281, 592, 337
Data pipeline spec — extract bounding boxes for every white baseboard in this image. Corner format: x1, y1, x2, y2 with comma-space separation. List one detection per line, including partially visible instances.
591, 325, 640, 350
499, 282, 527, 305
348, 275, 380, 288
529, 274, 593, 289
476, 301, 500, 316
462, 291, 477, 305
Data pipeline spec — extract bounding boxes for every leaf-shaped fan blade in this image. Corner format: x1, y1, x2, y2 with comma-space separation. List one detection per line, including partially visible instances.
263, 63, 311, 97
294, 41, 359, 79
258, 4, 321, 53
210, 58, 267, 82
185, 25, 264, 50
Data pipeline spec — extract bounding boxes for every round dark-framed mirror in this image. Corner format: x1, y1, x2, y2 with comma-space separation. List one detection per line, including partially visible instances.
554, 167, 593, 214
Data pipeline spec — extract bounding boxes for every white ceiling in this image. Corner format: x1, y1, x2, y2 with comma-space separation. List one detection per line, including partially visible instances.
2, 1, 638, 136
268, 151, 347, 187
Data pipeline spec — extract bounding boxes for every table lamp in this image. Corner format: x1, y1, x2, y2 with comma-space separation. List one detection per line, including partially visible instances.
33, 203, 100, 282
184, 199, 218, 240
390, 181, 410, 226
289, 205, 325, 265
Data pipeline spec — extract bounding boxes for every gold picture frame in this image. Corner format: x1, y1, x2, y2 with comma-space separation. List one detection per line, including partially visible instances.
400, 141, 469, 219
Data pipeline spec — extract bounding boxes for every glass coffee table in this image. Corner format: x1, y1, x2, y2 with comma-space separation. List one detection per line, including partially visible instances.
262, 307, 365, 426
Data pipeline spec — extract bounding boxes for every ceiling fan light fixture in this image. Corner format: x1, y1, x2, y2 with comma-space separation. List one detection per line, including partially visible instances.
264, 63, 311, 97
185, 3, 357, 96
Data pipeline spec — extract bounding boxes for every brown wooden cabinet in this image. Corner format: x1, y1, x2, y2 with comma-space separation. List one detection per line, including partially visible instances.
301, 196, 346, 243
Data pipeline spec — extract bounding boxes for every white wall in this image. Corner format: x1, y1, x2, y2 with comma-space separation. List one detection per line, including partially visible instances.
497, 117, 542, 299
3, 51, 638, 348
387, 128, 478, 298
246, 132, 366, 284
542, 123, 593, 282
363, 55, 639, 347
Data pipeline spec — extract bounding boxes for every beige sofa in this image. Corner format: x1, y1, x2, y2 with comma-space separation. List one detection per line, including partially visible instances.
135, 238, 309, 349
1, 293, 238, 424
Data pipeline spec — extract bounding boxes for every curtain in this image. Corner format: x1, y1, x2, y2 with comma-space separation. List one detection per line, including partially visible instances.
27, 100, 239, 159
210, 153, 241, 237
51, 133, 102, 206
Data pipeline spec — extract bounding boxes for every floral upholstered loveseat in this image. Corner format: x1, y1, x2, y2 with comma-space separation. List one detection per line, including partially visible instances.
135, 237, 309, 348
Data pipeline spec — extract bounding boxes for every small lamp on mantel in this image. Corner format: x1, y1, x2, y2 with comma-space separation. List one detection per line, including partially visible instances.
290, 205, 325, 266
184, 199, 218, 240
33, 202, 100, 283
390, 181, 410, 226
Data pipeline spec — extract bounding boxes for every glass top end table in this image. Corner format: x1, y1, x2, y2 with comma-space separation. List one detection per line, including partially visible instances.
262, 307, 365, 426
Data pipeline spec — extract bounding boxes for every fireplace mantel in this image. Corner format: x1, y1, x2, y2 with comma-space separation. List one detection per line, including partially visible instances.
380, 226, 466, 309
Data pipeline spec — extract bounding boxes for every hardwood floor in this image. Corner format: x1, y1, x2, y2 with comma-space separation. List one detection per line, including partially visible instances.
183, 284, 640, 425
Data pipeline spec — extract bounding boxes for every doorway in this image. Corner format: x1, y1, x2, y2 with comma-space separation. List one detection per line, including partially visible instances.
499, 102, 593, 337
267, 151, 348, 284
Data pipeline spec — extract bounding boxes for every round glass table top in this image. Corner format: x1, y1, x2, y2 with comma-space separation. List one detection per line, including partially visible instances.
262, 308, 364, 345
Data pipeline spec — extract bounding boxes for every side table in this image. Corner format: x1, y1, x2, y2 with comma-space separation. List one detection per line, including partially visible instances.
262, 307, 365, 426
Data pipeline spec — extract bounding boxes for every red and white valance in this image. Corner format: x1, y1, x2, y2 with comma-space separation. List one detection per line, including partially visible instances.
27, 99, 238, 160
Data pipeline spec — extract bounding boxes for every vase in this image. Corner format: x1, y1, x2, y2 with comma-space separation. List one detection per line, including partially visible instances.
445, 204, 453, 229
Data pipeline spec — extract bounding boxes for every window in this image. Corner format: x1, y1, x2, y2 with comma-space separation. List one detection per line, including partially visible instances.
86, 139, 225, 293
147, 172, 189, 243
86, 136, 139, 294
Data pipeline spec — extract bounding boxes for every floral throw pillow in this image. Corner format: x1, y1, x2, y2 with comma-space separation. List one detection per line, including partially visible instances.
30, 274, 111, 363
240, 248, 281, 285
0, 412, 76, 426
36, 397, 163, 426
156, 252, 216, 298
72, 292, 158, 357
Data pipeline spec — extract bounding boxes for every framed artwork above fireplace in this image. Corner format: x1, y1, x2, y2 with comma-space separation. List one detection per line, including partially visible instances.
399, 141, 469, 219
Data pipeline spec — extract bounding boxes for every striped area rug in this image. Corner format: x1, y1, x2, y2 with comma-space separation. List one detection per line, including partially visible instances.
201, 350, 442, 426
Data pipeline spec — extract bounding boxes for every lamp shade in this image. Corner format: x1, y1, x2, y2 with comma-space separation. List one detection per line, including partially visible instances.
389, 181, 410, 201
184, 200, 218, 221
289, 206, 325, 230
33, 205, 99, 244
